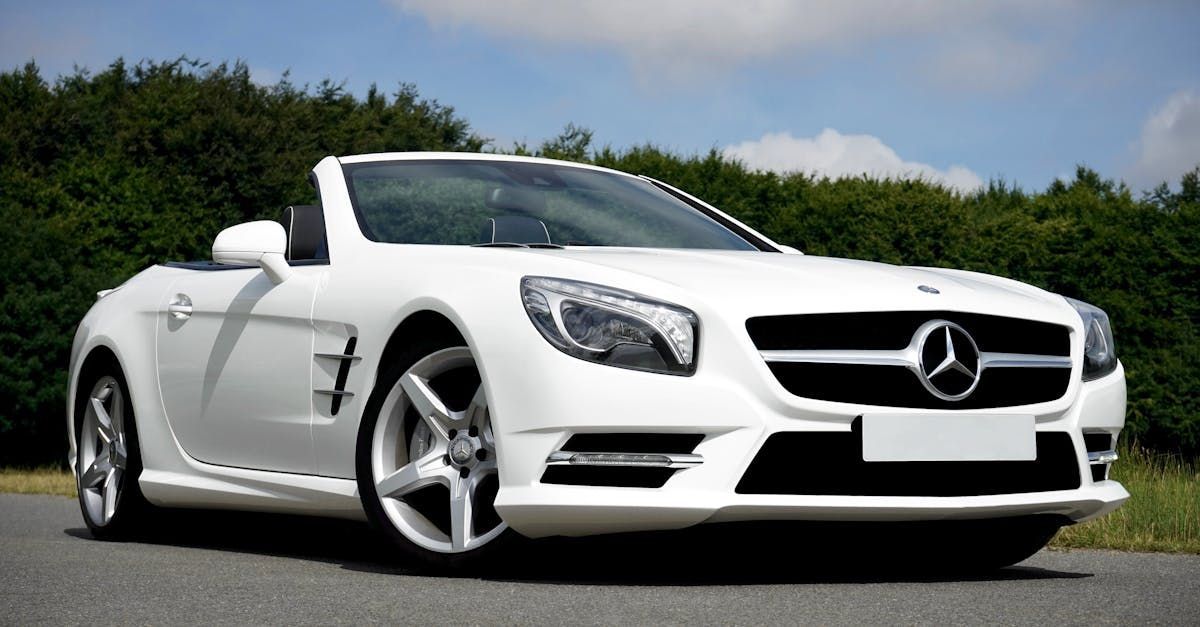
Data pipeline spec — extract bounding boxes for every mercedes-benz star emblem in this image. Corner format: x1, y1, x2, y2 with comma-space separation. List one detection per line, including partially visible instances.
914, 320, 982, 401
449, 437, 474, 464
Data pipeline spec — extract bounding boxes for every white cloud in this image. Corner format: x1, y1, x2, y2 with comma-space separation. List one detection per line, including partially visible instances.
723, 129, 984, 192
925, 34, 1049, 94
391, 0, 1067, 87
1130, 90, 1200, 187
249, 66, 278, 86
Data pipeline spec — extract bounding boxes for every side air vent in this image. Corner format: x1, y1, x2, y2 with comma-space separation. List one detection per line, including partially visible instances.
314, 336, 359, 415
540, 433, 704, 488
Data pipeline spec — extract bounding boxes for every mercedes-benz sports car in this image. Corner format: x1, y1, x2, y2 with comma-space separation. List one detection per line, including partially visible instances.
67, 152, 1128, 570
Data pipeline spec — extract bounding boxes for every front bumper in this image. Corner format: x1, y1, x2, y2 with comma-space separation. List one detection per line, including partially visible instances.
487, 334, 1129, 539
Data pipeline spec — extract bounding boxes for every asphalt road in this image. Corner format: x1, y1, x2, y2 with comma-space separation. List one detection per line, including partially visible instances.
2, 493, 1198, 625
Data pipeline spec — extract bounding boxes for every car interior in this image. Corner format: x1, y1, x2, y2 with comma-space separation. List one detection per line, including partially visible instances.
279, 205, 329, 262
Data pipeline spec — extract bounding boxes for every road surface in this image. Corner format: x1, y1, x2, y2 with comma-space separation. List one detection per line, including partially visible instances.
1, 493, 1197, 624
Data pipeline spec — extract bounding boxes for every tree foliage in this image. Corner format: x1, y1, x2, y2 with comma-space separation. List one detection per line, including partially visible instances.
1, 60, 1197, 464
0, 59, 481, 464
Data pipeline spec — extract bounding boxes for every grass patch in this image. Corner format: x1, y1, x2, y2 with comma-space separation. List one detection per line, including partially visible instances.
0, 467, 76, 498
1052, 446, 1200, 554
1, 448, 1197, 554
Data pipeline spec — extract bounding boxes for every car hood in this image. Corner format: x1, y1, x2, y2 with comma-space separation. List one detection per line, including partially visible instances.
518, 248, 1075, 324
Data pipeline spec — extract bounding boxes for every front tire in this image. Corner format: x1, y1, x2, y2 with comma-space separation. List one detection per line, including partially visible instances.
74, 366, 150, 539
357, 338, 513, 571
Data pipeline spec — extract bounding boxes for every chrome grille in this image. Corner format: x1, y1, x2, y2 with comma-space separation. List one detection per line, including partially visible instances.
746, 311, 1073, 409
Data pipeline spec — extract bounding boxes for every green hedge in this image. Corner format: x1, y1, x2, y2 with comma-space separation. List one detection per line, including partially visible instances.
1, 60, 1196, 466
0, 59, 483, 464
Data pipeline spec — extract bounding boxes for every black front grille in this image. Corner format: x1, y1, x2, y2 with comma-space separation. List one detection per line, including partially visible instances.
746, 311, 1071, 354
747, 311, 1073, 409
736, 427, 1081, 496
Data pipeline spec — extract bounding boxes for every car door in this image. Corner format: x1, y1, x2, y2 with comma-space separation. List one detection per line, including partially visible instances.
155, 265, 320, 474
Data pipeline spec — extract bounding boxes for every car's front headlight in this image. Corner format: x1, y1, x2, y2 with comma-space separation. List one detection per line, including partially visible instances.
1066, 296, 1117, 381
520, 277, 699, 375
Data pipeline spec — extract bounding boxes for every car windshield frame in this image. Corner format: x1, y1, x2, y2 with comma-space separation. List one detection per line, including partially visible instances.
340, 159, 776, 252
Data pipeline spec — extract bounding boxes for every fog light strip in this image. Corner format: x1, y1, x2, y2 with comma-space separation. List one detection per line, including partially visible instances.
546, 451, 703, 468
1087, 449, 1119, 465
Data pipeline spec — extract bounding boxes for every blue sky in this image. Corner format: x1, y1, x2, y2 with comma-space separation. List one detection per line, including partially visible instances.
2, 0, 1198, 192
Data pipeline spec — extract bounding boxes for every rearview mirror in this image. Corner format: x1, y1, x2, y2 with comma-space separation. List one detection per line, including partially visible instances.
212, 221, 292, 284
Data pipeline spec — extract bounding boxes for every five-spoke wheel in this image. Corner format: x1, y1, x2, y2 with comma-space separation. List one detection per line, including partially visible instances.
358, 343, 510, 567
79, 376, 128, 525
75, 366, 147, 538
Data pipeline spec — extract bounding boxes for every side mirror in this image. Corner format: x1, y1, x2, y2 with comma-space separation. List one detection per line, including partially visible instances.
212, 221, 292, 284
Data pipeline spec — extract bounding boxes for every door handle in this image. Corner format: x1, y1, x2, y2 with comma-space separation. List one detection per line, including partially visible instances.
168, 294, 193, 319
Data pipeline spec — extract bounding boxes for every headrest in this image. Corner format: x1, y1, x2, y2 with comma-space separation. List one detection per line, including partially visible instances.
479, 216, 552, 245
280, 205, 327, 261
483, 186, 546, 213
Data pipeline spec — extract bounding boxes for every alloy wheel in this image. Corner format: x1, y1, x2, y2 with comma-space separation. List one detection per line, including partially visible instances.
370, 347, 506, 553
78, 376, 128, 526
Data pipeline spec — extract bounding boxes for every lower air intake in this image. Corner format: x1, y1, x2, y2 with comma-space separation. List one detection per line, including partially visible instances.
736, 424, 1080, 496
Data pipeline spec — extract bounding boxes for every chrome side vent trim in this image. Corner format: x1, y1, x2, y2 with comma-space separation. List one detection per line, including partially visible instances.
1087, 450, 1119, 465
314, 389, 355, 397
314, 353, 362, 362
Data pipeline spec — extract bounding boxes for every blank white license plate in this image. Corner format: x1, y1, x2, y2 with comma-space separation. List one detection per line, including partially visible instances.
861, 413, 1036, 462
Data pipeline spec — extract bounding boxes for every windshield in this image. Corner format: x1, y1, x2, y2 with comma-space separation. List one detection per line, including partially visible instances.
342, 160, 759, 250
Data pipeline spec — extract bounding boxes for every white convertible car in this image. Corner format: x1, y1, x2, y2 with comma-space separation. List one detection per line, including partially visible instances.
67, 152, 1128, 570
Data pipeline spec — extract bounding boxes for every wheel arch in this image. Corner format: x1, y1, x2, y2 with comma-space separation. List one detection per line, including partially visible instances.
376, 309, 468, 384
76, 345, 123, 388
69, 342, 129, 470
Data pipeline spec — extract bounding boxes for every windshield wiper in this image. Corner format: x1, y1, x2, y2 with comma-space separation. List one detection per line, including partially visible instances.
471, 242, 566, 249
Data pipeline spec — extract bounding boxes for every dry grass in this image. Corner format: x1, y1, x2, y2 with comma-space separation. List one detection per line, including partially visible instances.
1052, 446, 1200, 554
0, 467, 76, 498
2, 448, 1197, 553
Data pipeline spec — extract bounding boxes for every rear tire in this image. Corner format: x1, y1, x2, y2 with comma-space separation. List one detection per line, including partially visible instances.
356, 335, 515, 572
74, 363, 150, 539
